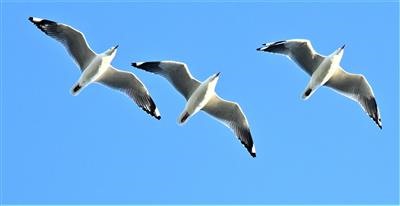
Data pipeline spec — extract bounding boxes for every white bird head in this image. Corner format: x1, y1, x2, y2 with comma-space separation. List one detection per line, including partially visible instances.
210, 72, 220, 82
105, 45, 118, 57
205, 72, 220, 90
329, 44, 345, 64
334, 44, 345, 57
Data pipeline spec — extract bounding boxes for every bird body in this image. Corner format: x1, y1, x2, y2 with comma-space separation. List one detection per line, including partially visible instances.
257, 39, 382, 128
29, 17, 161, 119
303, 45, 345, 99
73, 47, 117, 95
132, 61, 256, 157
179, 73, 220, 124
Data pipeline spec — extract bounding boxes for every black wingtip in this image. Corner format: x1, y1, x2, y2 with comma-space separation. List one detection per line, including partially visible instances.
131, 62, 145, 69
250, 152, 256, 158
29, 17, 58, 35
131, 62, 163, 75
273, 40, 286, 45
139, 96, 161, 120
366, 97, 382, 129
28, 17, 57, 25
257, 40, 287, 53
28, 17, 38, 25
139, 106, 161, 120
376, 117, 382, 130
247, 145, 256, 158
371, 115, 382, 129
240, 133, 256, 158
374, 119, 382, 130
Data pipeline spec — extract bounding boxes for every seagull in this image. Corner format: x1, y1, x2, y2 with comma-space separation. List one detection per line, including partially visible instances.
257, 39, 382, 129
132, 61, 256, 157
28, 17, 160, 120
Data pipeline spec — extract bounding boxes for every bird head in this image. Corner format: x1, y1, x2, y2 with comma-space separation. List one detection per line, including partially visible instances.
105, 45, 118, 56
335, 44, 345, 56
205, 72, 221, 90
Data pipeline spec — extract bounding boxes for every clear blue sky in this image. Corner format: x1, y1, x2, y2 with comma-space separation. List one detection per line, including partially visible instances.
1, 1, 399, 204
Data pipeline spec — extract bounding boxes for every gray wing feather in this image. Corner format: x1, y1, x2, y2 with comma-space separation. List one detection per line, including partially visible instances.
258, 39, 325, 76
132, 61, 201, 100
29, 17, 96, 71
98, 66, 161, 120
202, 95, 256, 157
325, 67, 382, 128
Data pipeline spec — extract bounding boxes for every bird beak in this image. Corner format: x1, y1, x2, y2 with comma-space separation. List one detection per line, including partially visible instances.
114, 45, 119, 49
212, 72, 220, 80
340, 44, 345, 51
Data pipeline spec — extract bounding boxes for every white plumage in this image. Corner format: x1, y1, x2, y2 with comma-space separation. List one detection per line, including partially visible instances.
29, 17, 160, 120
257, 39, 382, 128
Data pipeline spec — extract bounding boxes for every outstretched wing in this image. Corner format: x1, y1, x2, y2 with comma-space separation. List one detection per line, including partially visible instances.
132, 61, 200, 100
202, 95, 256, 157
325, 67, 382, 128
257, 39, 325, 76
98, 66, 161, 120
29, 17, 96, 71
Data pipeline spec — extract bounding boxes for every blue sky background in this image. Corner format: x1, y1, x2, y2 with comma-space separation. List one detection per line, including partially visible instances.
1, 1, 399, 204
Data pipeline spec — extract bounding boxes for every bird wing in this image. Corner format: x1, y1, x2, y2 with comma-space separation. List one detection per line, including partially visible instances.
258, 39, 325, 76
98, 66, 161, 120
325, 67, 382, 128
202, 95, 256, 157
132, 61, 201, 100
29, 17, 96, 71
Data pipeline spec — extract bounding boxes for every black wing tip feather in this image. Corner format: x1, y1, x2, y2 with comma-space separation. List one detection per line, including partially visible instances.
241, 140, 256, 158
140, 96, 161, 120
141, 106, 161, 120
250, 150, 256, 158
267, 40, 287, 46
131, 62, 140, 67
369, 114, 382, 129
239, 130, 256, 158
257, 40, 287, 52
28, 16, 57, 25
131, 62, 161, 73
28, 17, 57, 34
130, 62, 162, 120
140, 106, 161, 120
367, 97, 382, 129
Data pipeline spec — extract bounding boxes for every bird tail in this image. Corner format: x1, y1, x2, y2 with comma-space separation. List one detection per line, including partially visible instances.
178, 111, 190, 125
71, 83, 82, 96
301, 87, 313, 100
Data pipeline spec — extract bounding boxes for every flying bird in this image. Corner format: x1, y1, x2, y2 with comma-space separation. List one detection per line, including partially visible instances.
132, 61, 256, 157
257, 39, 382, 129
28, 17, 160, 120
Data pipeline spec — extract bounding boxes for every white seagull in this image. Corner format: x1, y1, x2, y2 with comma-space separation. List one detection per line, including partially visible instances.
29, 17, 160, 120
132, 61, 256, 157
257, 39, 382, 129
